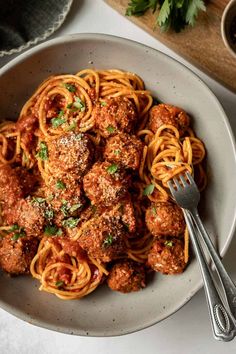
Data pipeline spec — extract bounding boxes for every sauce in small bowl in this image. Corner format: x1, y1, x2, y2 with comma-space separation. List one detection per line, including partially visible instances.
221, 0, 236, 58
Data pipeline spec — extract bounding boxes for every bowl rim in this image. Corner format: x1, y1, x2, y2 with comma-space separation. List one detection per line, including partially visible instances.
0, 33, 236, 337
221, 0, 236, 59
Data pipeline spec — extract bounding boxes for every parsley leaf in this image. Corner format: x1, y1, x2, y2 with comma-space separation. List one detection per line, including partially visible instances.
11, 230, 26, 241
113, 149, 121, 155
126, 0, 206, 32
36, 142, 48, 161
186, 0, 206, 26
164, 240, 173, 247
66, 120, 77, 131
9, 224, 20, 232
73, 96, 86, 112
152, 206, 157, 215
44, 208, 54, 220
103, 234, 114, 247
69, 203, 82, 213
106, 163, 118, 174
51, 110, 66, 128
143, 184, 155, 196
44, 225, 60, 236
55, 280, 64, 287
62, 217, 80, 228
56, 180, 66, 190
31, 197, 46, 205
63, 83, 76, 92
106, 125, 116, 133
100, 101, 107, 107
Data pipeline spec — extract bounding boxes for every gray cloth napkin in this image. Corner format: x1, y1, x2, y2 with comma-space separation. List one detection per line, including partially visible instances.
0, 0, 73, 56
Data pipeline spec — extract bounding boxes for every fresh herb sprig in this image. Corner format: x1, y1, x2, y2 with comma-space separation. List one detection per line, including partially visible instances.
126, 0, 206, 33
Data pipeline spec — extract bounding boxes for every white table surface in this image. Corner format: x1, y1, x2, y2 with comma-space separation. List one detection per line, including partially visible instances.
0, 1, 236, 353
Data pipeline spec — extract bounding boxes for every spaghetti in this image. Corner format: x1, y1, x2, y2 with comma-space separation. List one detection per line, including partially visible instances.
0, 69, 206, 298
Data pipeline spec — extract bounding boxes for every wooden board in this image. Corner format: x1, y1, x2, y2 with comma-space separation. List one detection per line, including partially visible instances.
104, 0, 236, 92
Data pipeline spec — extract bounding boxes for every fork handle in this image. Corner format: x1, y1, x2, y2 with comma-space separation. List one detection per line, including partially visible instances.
183, 210, 236, 341
189, 208, 236, 321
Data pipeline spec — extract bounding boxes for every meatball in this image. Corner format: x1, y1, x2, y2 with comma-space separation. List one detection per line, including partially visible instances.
3, 198, 46, 237
145, 202, 185, 237
0, 165, 32, 207
104, 133, 143, 170
47, 132, 94, 180
148, 104, 190, 136
92, 97, 137, 138
45, 175, 85, 218
79, 213, 127, 263
107, 260, 146, 293
83, 161, 129, 206
0, 234, 38, 274
147, 238, 186, 274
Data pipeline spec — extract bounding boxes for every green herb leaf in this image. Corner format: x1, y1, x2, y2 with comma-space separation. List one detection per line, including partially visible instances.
60, 203, 68, 217
106, 125, 115, 133
103, 234, 114, 247
126, 0, 158, 16
11, 230, 26, 241
73, 96, 86, 112
63, 83, 76, 92
51, 114, 66, 128
152, 206, 157, 215
67, 103, 73, 109
48, 194, 54, 202
69, 203, 82, 213
55, 280, 64, 287
143, 184, 155, 196
157, 0, 171, 31
106, 163, 118, 174
62, 217, 80, 228
114, 149, 121, 155
185, 0, 206, 26
164, 240, 173, 247
31, 197, 46, 205
36, 142, 48, 161
44, 225, 59, 236
44, 208, 54, 219
56, 180, 66, 190
66, 120, 77, 131
100, 101, 107, 107
9, 224, 19, 232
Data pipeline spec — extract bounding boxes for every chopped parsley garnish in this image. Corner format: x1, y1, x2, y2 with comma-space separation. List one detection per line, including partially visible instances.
114, 149, 121, 155
106, 125, 115, 133
62, 217, 80, 228
73, 96, 86, 112
60, 203, 69, 217
106, 163, 118, 174
103, 234, 114, 247
101, 101, 107, 107
36, 142, 48, 161
56, 180, 66, 190
11, 230, 26, 241
55, 280, 64, 288
9, 224, 20, 232
44, 225, 60, 236
143, 184, 155, 196
152, 206, 157, 215
31, 197, 46, 205
67, 103, 73, 109
51, 111, 66, 128
164, 241, 173, 247
66, 120, 77, 131
63, 83, 76, 92
69, 203, 82, 213
75, 133, 83, 141
48, 194, 54, 202
44, 208, 54, 220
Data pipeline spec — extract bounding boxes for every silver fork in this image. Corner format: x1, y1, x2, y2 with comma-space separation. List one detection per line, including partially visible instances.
168, 171, 236, 342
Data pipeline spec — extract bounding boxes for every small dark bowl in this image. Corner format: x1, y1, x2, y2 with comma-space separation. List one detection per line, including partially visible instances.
221, 0, 236, 58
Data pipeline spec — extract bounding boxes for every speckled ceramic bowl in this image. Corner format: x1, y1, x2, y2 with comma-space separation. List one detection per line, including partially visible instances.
0, 34, 236, 337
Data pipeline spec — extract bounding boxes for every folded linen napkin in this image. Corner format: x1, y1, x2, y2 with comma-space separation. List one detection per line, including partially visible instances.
0, 0, 73, 57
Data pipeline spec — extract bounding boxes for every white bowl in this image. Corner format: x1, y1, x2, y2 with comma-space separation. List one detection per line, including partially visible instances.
0, 34, 236, 336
